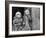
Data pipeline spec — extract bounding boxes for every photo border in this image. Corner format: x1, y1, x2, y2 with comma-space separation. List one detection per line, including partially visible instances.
5, 1, 45, 37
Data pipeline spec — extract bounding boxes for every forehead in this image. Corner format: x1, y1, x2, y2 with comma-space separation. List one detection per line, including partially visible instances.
25, 9, 30, 12
16, 12, 21, 15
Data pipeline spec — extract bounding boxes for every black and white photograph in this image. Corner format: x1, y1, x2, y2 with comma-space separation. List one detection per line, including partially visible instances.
12, 7, 40, 31
5, 1, 45, 37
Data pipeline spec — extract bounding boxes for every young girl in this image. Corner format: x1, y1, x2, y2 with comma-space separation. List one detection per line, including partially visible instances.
22, 9, 32, 31
13, 11, 23, 31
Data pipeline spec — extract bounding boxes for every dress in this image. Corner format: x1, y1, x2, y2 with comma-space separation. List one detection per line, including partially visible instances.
22, 15, 31, 31
13, 17, 23, 31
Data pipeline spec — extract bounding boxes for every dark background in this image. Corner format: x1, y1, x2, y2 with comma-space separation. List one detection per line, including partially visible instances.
12, 7, 24, 18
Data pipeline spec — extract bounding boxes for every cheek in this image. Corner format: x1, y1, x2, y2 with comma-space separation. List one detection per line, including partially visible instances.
25, 12, 30, 15
17, 15, 21, 17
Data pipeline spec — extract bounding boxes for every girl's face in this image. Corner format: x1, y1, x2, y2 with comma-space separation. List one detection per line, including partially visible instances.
24, 9, 30, 15
16, 14, 21, 18
15, 12, 21, 18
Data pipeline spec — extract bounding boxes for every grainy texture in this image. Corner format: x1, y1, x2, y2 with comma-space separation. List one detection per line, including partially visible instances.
32, 8, 40, 30
12, 7, 40, 31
